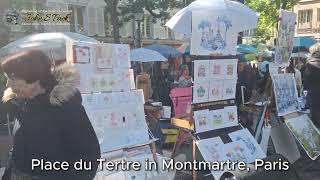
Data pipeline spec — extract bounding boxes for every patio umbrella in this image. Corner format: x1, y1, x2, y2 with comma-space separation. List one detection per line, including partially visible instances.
0, 32, 98, 62
293, 37, 316, 47
236, 44, 257, 54
144, 44, 182, 59
130, 48, 167, 62
165, 0, 258, 36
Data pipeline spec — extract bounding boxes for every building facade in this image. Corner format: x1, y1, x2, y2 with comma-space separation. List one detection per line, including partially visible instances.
6, 0, 183, 47
293, 0, 320, 38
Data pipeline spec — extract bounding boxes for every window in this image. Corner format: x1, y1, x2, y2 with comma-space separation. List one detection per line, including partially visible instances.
87, 7, 105, 36
298, 9, 313, 24
68, 5, 85, 33
317, 8, 320, 21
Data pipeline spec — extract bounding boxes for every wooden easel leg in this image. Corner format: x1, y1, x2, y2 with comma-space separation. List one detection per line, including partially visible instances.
151, 141, 159, 173
171, 129, 182, 158
192, 139, 197, 180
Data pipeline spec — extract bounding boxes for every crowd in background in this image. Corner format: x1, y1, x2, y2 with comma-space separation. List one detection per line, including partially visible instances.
131, 43, 320, 130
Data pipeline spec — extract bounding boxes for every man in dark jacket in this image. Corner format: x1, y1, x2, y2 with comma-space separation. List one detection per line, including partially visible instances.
1, 50, 100, 180
304, 44, 320, 128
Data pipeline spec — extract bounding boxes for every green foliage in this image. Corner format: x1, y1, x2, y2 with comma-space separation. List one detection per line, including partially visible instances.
245, 0, 299, 43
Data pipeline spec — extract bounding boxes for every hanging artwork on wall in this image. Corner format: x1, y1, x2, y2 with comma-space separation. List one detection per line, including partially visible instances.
229, 128, 266, 162
223, 79, 237, 100
285, 115, 320, 160
194, 60, 210, 81
224, 59, 237, 79
208, 80, 223, 101
210, 60, 224, 79
193, 81, 209, 103
272, 74, 300, 116
191, 11, 239, 55
194, 109, 212, 133
275, 10, 297, 65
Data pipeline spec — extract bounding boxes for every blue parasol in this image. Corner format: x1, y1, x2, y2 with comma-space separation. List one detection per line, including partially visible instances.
144, 44, 182, 59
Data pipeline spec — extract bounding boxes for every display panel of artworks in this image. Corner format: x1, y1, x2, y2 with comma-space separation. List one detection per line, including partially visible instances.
285, 115, 320, 160
77, 69, 135, 93
194, 60, 210, 81
83, 91, 150, 152
194, 109, 212, 133
209, 80, 223, 101
223, 79, 237, 100
275, 10, 297, 65
229, 128, 266, 162
197, 137, 226, 180
191, 11, 238, 55
224, 59, 237, 79
193, 81, 209, 103
272, 74, 300, 116
210, 60, 224, 79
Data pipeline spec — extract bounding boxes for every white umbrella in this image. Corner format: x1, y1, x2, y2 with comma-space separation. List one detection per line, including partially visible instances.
165, 0, 258, 36
130, 48, 167, 62
0, 32, 98, 62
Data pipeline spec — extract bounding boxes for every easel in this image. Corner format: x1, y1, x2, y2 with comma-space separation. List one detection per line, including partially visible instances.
170, 55, 244, 180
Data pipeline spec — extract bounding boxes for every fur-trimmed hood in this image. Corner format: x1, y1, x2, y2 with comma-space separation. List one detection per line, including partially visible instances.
2, 63, 79, 106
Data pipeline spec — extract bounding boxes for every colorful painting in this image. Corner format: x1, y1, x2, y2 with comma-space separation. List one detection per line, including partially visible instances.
209, 108, 226, 130
223, 79, 237, 100
73, 45, 90, 63
191, 11, 238, 55
193, 81, 209, 103
194, 60, 210, 82
197, 137, 226, 180
272, 74, 300, 116
229, 128, 266, 163
286, 115, 320, 160
221, 141, 252, 163
223, 106, 238, 127
194, 109, 212, 133
224, 59, 237, 79
275, 10, 297, 65
96, 43, 113, 69
112, 44, 131, 69
210, 60, 224, 79
209, 80, 223, 102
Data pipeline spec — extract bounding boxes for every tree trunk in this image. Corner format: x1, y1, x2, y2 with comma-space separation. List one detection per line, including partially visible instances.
281, 0, 288, 9
106, 0, 120, 43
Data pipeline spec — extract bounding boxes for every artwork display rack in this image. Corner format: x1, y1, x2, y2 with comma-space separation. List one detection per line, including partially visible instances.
171, 55, 244, 180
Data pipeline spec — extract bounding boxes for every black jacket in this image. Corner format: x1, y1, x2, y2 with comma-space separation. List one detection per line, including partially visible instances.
304, 60, 320, 108
1, 64, 100, 180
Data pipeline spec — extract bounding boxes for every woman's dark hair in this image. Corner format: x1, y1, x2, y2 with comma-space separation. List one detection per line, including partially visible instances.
1, 49, 57, 91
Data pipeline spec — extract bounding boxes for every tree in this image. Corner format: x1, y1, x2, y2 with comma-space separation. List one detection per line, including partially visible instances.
245, 0, 299, 43
104, 0, 193, 43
